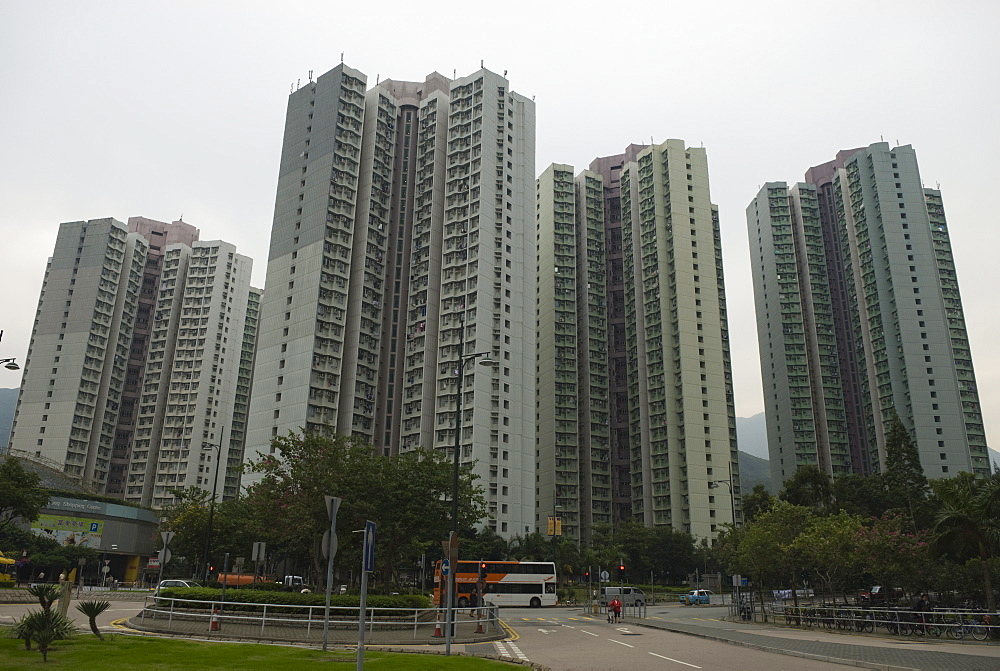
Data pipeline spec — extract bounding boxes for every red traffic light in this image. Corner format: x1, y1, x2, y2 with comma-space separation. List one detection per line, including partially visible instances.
619, 565, 625, 571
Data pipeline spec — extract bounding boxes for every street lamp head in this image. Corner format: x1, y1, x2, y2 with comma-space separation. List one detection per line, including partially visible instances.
2, 360, 18, 371
708, 481, 720, 489
476, 355, 498, 367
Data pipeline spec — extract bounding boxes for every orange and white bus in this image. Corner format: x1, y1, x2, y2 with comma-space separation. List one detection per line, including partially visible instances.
434, 560, 557, 608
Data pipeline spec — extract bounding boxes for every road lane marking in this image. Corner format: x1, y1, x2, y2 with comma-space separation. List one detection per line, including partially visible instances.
582, 630, 599, 636
609, 639, 634, 648
650, 652, 701, 668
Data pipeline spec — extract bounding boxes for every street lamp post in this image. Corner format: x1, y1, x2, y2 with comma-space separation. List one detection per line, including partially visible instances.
708, 478, 737, 529
0, 330, 20, 371
445, 323, 495, 655
200, 426, 226, 584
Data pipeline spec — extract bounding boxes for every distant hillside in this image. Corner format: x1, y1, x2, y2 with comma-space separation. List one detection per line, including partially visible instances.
736, 412, 767, 459
0, 387, 17, 448
738, 450, 773, 493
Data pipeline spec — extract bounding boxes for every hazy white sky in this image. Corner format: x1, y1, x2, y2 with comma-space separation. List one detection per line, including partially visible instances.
2, 1, 998, 447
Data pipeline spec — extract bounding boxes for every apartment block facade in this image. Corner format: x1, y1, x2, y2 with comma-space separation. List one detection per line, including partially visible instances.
535, 165, 610, 546
536, 140, 740, 543
10, 217, 259, 507
126, 241, 256, 507
244, 64, 536, 537
748, 143, 989, 486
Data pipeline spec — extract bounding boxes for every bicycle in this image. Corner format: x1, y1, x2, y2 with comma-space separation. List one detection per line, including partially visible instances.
948, 612, 988, 641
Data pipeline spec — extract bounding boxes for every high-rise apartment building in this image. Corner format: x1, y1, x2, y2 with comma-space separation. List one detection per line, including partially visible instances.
11, 218, 147, 490
110, 216, 200, 496
10, 217, 259, 506
536, 139, 740, 543
535, 165, 610, 546
748, 143, 989, 486
126, 241, 256, 507
244, 64, 536, 537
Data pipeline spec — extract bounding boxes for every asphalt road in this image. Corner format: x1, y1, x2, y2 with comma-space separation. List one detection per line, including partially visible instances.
475, 605, 846, 670
0, 596, 146, 632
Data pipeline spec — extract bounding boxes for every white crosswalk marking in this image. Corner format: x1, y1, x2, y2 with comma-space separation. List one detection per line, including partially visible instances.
508, 642, 529, 661
494, 641, 511, 657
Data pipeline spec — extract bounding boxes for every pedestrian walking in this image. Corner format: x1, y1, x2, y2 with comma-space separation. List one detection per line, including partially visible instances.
609, 597, 622, 624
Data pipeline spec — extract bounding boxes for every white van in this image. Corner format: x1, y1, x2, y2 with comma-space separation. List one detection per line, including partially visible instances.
599, 586, 646, 607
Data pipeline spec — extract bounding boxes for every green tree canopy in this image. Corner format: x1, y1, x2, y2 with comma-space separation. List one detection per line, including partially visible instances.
930, 472, 999, 611
779, 465, 834, 515
0, 457, 49, 536
791, 511, 865, 601
882, 412, 932, 529
741, 484, 776, 523
244, 432, 487, 587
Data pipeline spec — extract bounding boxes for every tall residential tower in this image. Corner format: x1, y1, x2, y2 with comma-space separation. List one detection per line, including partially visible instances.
244, 64, 536, 537
9, 217, 259, 506
748, 143, 989, 486
536, 139, 740, 544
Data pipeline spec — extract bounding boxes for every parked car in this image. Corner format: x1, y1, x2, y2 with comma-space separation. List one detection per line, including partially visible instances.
681, 589, 713, 605
152, 579, 195, 592
856, 586, 903, 605
598, 586, 646, 607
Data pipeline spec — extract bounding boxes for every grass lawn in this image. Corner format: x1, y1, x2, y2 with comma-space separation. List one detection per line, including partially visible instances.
0, 632, 516, 669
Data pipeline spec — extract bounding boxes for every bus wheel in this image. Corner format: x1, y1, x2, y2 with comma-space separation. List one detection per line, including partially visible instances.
458, 597, 469, 608
530, 597, 541, 608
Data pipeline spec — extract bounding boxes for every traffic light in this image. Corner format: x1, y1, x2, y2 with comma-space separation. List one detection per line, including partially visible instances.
619, 563, 625, 572
479, 562, 487, 578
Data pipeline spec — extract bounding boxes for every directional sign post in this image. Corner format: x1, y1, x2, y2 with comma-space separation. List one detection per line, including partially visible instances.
441, 559, 450, 576
156, 531, 175, 594
322, 496, 341, 652
356, 521, 376, 671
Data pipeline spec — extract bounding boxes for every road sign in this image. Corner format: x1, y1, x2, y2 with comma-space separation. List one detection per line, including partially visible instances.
362, 521, 376, 572
252, 541, 266, 562
161, 531, 175, 545
90, 522, 100, 532
101, 566, 110, 574
600, 570, 609, 582
441, 559, 450, 576
323, 497, 341, 560
158, 548, 172, 565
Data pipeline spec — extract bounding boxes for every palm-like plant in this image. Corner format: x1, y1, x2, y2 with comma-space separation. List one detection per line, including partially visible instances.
8, 610, 75, 656
931, 473, 1000, 612
75, 600, 111, 640
28, 583, 60, 612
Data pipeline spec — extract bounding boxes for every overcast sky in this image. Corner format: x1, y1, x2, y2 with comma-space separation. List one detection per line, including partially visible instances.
2, 1, 998, 448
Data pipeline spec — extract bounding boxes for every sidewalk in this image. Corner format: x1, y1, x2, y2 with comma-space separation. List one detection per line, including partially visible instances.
636, 612, 1000, 671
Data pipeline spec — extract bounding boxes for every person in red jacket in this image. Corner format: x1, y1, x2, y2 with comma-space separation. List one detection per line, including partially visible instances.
609, 597, 622, 623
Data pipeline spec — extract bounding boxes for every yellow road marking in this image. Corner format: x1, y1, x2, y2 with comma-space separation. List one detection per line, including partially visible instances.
110, 617, 142, 633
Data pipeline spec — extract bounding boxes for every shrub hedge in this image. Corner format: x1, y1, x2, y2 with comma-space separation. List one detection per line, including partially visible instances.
157, 587, 430, 615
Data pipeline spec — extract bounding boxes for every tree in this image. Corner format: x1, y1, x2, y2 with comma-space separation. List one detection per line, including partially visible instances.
855, 512, 933, 597
930, 472, 999, 612
831, 473, 889, 518
791, 511, 865, 602
732, 502, 814, 616
0, 457, 49, 536
882, 413, 931, 529
741, 484, 776, 523
244, 432, 487, 588
780, 465, 834, 515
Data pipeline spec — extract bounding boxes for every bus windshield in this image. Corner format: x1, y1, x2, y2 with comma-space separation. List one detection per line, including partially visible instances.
434, 560, 557, 608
